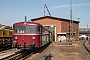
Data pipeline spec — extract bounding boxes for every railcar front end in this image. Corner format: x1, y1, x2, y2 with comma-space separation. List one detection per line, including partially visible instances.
12, 22, 42, 49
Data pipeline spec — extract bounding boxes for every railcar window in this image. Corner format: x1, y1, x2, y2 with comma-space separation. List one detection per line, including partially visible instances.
3, 31, 5, 35
15, 26, 24, 34
26, 25, 35, 34
10, 30, 13, 35
36, 26, 41, 34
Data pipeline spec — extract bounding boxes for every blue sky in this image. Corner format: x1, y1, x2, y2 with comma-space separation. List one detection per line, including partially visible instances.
0, 0, 90, 28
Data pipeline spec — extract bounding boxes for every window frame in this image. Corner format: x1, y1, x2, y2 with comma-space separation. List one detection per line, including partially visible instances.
14, 25, 25, 34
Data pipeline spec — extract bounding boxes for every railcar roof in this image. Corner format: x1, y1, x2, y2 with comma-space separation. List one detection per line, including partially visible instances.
13, 21, 42, 26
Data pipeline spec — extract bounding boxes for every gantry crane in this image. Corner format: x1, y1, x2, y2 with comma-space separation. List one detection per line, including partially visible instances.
44, 4, 51, 16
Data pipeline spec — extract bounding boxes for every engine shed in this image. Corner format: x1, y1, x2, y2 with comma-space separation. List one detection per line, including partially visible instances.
31, 16, 79, 42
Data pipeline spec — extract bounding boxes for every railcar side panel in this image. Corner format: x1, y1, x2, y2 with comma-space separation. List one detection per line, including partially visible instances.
0, 30, 2, 37
41, 34, 50, 46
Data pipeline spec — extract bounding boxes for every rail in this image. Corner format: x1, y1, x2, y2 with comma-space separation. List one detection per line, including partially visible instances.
83, 40, 90, 54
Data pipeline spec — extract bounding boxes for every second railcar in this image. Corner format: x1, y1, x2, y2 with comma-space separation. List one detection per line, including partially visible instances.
0, 26, 13, 48
12, 21, 51, 49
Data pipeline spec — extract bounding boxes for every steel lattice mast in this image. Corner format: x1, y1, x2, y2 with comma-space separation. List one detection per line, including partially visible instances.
70, 0, 73, 38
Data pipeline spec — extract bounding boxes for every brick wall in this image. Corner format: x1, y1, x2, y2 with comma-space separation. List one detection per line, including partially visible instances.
61, 20, 79, 40
61, 20, 70, 32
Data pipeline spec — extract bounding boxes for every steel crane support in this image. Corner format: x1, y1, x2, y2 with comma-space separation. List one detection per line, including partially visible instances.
44, 4, 51, 16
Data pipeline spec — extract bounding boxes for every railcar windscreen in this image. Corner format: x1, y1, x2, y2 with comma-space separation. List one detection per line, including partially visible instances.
26, 25, 36, 34
14, 26, 25, 34
36, 26, 41, 34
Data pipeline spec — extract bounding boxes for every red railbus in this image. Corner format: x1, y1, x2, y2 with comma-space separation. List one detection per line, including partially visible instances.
12, 21, 51, 49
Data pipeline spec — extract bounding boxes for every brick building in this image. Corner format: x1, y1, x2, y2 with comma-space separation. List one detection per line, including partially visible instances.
31, 16, 79, 42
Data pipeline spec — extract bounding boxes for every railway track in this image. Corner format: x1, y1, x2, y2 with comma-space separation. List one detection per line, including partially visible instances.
1, 48, 36, 60
0, 44, 12, 52
0, 43, 50, 60
83, 40, 90, 54
0, 48, 17, 54
21, 43, 51, 60
0, 45, 49, 60
20, 50, 37, 60
0, 48, 21, 60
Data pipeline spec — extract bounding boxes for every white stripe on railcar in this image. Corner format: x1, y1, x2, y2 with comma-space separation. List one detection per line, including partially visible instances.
13, 34, 41, 35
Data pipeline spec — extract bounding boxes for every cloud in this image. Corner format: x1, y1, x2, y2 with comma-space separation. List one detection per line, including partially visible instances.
73, 3, 90, 6
52, 3, 90, 9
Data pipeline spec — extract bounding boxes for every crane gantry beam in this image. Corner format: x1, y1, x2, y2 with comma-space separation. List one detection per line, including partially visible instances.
44, 4, 51, 16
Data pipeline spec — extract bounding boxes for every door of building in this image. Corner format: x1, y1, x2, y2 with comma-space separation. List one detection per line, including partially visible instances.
44, 25, 55, 42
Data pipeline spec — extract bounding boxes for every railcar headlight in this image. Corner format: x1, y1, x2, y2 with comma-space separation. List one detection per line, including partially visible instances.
32, 36, 35, 39
15, 36, 18, 39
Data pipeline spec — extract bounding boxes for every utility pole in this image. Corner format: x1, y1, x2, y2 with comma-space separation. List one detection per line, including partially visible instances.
87, 23, 89, 36
70, 0, 73, 39
78, 18, 80, 42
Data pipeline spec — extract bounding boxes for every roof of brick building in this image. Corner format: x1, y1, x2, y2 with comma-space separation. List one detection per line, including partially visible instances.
31, 16, 79, 23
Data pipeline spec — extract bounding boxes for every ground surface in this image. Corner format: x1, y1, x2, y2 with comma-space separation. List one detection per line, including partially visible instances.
26, 40, 90, 60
